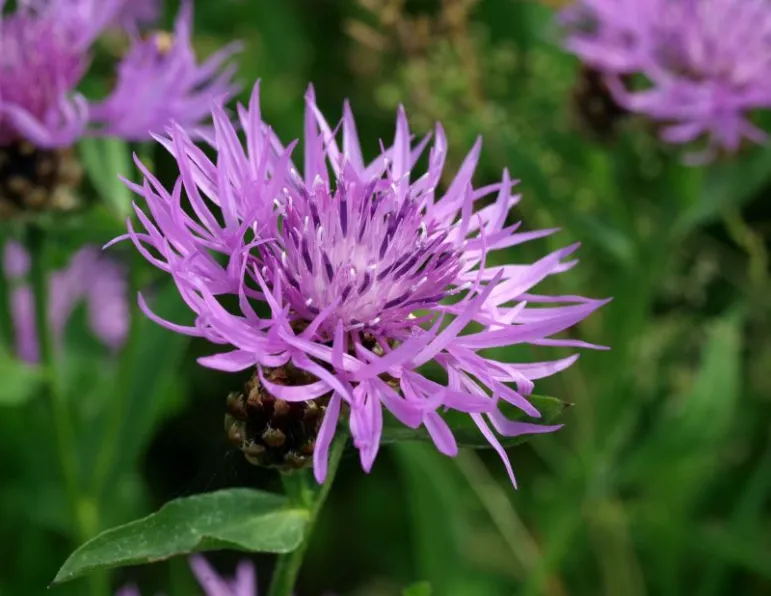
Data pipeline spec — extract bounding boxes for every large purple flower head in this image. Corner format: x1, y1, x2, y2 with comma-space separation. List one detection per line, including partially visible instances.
116, 556, 257, 596
90, 1, 241, 141
561, 0, 771, 162
117, 82, 607, 486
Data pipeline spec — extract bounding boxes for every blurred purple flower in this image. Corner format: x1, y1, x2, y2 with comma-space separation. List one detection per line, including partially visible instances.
115, 0, 161, 30
561, 0, 771, 163
116, 556, 257, 596
115, 82, 608, 486
0, 0, 239, 148
2, 241, 129, 363
90, 2, 242, 141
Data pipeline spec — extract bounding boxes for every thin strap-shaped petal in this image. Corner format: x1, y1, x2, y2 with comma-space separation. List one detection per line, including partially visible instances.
471, 413, 517, 488
258, 366, 332, 401
314, 392, 342, 483
424, 411, 458, 457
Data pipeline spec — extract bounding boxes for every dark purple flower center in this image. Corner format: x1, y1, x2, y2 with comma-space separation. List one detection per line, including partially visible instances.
260, 174, 462, 335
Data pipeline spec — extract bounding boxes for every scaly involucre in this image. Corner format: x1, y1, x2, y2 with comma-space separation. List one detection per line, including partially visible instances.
116, 82, 608, 485
561, 0, 771, 162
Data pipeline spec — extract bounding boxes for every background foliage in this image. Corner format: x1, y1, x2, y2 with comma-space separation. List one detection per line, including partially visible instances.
1, 0, 770, 594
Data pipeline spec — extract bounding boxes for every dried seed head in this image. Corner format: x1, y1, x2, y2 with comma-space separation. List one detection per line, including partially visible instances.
0, 141, 83, 220
224, 363, 331, 471
571, 65, 629, 142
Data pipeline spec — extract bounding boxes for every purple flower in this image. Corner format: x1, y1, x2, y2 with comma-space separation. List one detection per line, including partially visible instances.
561, 0, 771, 162
116, 556, 257, 596
114, 0, 161, 30
116, 82, 608, 486
90, 1, 241, 142
0, 0, 238, 148
2, 241, 129, 363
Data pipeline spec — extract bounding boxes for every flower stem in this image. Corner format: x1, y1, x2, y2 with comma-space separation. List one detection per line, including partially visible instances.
0, 237, 14, 349
91, 262, 139, 497
27, 225, 79, 506
267, 434, 347, 596
26, 225, 108, 596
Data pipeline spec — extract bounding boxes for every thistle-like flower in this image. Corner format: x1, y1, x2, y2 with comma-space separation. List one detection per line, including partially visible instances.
0, 0, 238, 216
90, 2, 241, 141
116, 556, 256, 596
116, 82, 607, 485
561, 0, 771, 162
3, 241, 129, 362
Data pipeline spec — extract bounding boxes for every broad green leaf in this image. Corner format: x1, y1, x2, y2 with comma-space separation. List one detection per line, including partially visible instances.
623, 308, 743, 488
0, 350, 43, 407
676, 144, 771, 232
394, 444, 502, 596
78, 137, 133, 219
381, 395, 569, 448
402, 581, 432, 596
53, 489, 309, 584
104, 282, 193, 484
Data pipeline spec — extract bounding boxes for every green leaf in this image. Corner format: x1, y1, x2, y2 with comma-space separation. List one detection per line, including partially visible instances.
402, 581, 433, 596
676, 144, 771, 232
53, 488, 309, 584
0, 350, 43, 407
78, 137, 133, 219
381, 395, 569, 448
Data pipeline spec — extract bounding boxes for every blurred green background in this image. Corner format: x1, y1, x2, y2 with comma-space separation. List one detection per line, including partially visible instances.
1, 0, 770, 594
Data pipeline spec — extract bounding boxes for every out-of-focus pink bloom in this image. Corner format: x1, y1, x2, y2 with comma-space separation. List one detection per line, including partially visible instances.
115, 0, 161, 30
2, 242, 129, 362
561, 0, 771, 163
90, 1, 241, 141
116, 556, 257, 596
0, 0, 239, 148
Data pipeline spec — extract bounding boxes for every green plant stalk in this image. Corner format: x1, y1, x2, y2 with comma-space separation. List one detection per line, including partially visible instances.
27, 225, 109, 596
267, 434, 347, 596
0, 238, 14, 348
91, 261, 141, 496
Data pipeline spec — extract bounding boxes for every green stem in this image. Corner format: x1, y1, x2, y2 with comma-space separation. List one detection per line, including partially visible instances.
0, 233, 14, 349
27, 225, 108, 596
91, 262, 140, 496
27, 225, 79, 505
267, 434, 347, 596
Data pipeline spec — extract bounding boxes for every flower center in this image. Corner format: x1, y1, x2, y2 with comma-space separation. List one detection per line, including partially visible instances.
0, 140, 82, 218
260, 176, 461, 335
